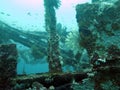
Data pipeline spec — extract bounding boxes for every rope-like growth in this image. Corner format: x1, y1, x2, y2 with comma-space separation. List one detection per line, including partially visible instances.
44, 0, 62, 72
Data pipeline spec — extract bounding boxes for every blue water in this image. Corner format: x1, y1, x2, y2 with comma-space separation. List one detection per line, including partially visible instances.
17, 59, 49, 75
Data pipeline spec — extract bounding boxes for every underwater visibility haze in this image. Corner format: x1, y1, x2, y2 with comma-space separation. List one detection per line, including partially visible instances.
0, 0, 120, 90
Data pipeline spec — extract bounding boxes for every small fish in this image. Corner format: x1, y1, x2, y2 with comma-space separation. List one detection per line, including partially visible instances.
0, 12, 5, 14
12, 23, 16, 26
27, 12, 31, 16
6, 14, 10, 16
79, 27, 92, 37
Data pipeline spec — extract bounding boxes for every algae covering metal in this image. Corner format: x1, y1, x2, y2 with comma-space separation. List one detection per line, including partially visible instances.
0, 44, 17, 89
76, 0, 120, 60
75, 0, 120, 89
0, 0, 120, 89
44, 0, 62, 73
